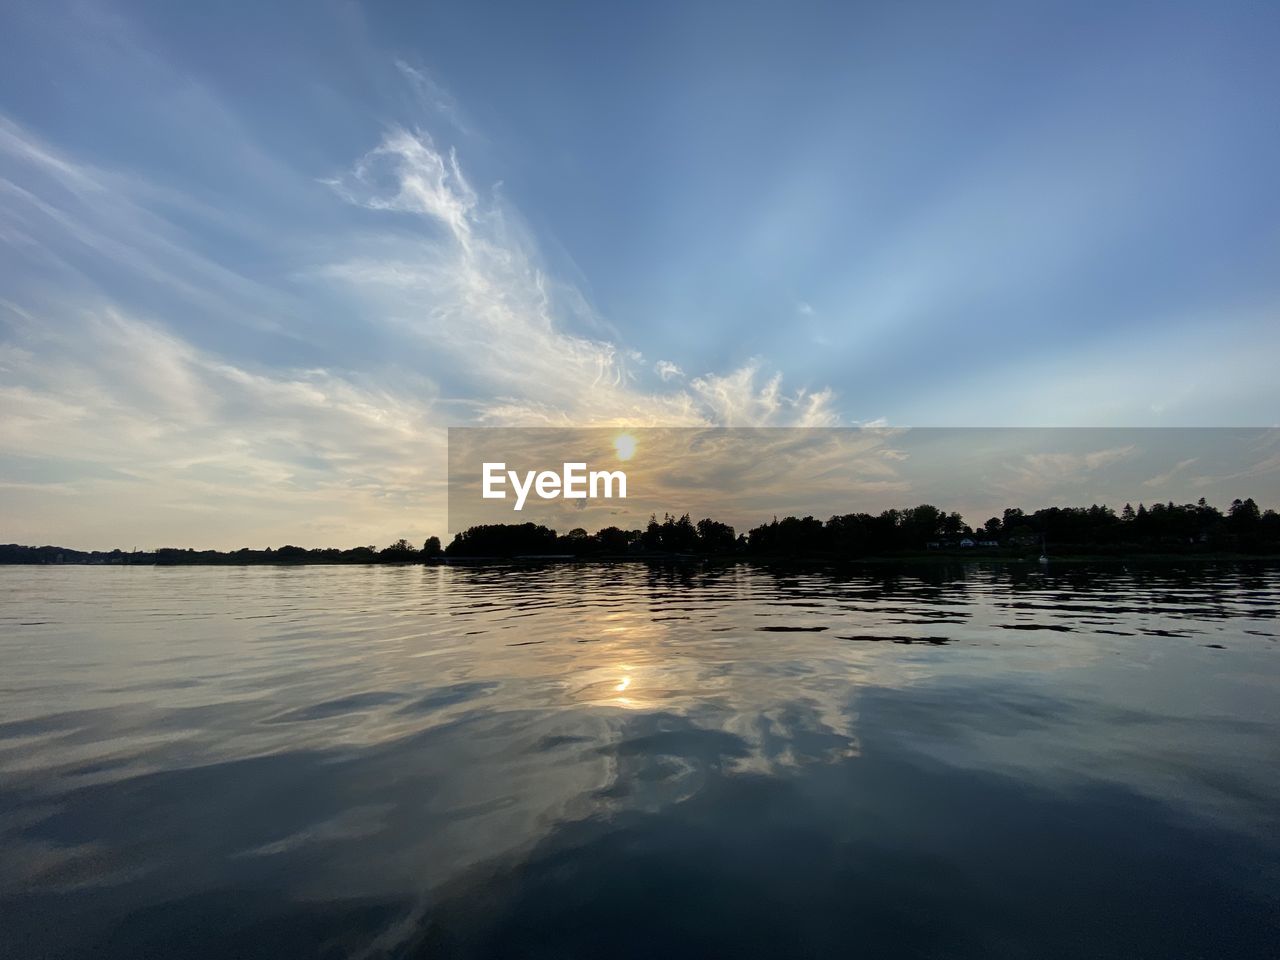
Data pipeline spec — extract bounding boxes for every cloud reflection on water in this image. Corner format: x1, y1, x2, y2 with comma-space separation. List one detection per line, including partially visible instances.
0, 562, 1277, 957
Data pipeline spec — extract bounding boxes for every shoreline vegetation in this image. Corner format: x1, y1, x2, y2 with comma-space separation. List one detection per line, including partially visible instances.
4, 497, 1278, 566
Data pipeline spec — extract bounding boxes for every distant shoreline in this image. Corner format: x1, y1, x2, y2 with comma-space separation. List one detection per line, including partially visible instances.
5, 496, 1276, 567
4, 550, 1279, 568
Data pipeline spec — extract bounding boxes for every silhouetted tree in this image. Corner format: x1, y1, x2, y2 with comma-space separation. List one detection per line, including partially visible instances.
1230, 497, 1261, 527
447, 523, 559, 557
696, 518, 737, 553
380, 539, 418, 561
593, 526, 637, 554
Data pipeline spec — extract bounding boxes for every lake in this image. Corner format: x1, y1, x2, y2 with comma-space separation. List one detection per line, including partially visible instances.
1, 562, 1277, 958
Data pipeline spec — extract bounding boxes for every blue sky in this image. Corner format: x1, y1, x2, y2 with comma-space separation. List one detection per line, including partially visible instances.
1, 1, 1278, 547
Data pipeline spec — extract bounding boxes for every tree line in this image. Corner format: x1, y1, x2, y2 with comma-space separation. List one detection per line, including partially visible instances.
0, 538, 444, 566
2, 497, 1276, 564
444, 497, 1277, 558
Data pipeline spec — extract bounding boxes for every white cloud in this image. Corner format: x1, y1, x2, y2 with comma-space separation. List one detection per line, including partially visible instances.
0, 305, 446, 548
654, 360, 683, 381
689, 360, 839, 428
328, 128, 478, 248
0, 115, 840, 546
1002, 446, 1136, 496
324, 127, 839, 429
394, 60, 472, 136
1142, 457, 1199, 488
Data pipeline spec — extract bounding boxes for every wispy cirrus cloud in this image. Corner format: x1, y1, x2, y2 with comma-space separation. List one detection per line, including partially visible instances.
1021, 446, 1137, 479
654, 360, 683, 382
321, 127, 840, 428
0, 112, 839, 547
394, 60, 474, 138
0, 303, 445, 548
1143, 457, 1199, 488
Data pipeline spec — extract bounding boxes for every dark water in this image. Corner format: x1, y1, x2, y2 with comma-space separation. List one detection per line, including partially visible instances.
1, 563, 1278, 959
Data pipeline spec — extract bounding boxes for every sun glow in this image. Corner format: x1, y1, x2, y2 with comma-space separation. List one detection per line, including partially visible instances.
613, 433, 637, 461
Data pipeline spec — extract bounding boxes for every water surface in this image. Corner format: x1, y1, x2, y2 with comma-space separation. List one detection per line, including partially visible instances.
1, 563, 1277, 957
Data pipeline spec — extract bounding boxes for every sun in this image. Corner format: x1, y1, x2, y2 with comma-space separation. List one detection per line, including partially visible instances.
613, 433, 637, 461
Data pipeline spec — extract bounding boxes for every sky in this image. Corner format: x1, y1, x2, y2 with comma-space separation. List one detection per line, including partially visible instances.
1, 1, 1278, 548
448, 428, 1280, 536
